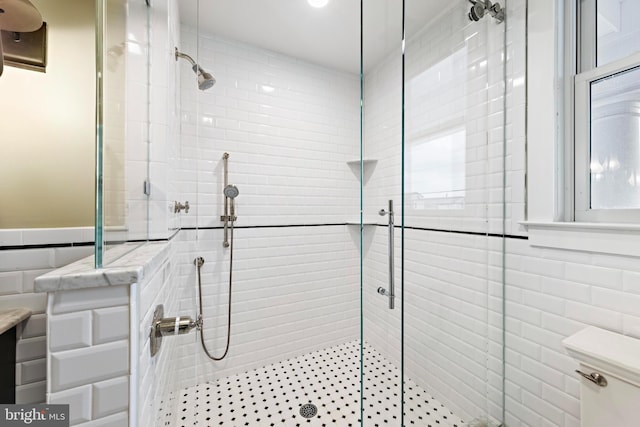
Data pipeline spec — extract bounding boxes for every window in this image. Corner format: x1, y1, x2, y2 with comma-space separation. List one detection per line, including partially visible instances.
573, 0, 640, 222
406, 48, 467, 211
407, 127, 466, 210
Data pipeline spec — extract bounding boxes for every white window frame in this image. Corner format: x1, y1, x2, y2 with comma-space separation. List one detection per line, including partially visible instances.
523, 0, 640, 258
571, 0, 640, 223
575, 56, 640, 222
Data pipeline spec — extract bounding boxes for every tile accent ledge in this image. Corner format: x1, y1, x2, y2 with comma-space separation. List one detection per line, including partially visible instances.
521, 221, 640, 257
0, 308, 32, 335
34, 242, 170, 292
0, 227, 94, 247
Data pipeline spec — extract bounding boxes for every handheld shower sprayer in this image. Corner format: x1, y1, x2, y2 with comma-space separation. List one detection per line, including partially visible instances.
221, 153, 239, 247
223, 185, 239, 199
192, 156, 240, 362
224, 185, 239, 217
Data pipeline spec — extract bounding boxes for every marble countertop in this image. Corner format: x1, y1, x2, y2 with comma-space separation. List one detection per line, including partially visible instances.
34, 241, 170, 293
0, 308, 32, 335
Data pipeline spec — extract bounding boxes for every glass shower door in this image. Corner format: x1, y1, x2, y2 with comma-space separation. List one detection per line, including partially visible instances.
95, 0, 150, 268
361, 0, 404, 425
361, 0, 506, 425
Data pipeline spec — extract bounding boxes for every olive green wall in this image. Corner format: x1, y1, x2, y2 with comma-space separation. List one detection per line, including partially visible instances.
0, 0, 95, 228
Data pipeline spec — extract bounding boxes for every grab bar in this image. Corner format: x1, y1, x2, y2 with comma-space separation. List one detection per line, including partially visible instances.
377, 200, 395, 309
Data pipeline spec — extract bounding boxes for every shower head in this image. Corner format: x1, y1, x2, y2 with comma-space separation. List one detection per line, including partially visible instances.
193, 65, 216, 90
224, 185, 239, 199
175, 47, 216, 91
468, 2, 486, 21
467, 0, 504, 23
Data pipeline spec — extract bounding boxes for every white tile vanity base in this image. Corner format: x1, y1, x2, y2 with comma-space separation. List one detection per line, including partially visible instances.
164, 341, 464, 427
44, 284, 133, 426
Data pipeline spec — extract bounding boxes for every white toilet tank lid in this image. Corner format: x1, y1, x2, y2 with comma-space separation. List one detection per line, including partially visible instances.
563, 326, 640, 385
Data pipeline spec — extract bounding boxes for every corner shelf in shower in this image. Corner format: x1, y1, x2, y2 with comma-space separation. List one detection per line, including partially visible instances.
345, 218, 379, 226
346, 159, 378, 185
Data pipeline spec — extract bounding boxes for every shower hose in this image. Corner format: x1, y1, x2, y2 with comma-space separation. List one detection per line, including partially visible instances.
195, 220, 234, 361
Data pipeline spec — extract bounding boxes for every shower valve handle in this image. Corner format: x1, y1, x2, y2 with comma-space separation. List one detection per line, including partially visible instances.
174, 201, 190, 213
150, 305, 200, 357
156, 315, 198, 336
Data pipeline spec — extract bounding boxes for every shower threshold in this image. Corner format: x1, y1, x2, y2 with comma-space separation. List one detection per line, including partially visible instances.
163, 341, 464, 426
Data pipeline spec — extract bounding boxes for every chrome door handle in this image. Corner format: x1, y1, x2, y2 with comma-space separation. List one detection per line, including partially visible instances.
378, 200, 394, 309
576, 370, 607, 387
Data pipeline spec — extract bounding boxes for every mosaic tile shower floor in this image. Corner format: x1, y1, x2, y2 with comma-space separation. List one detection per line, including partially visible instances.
163, 341, 464, 427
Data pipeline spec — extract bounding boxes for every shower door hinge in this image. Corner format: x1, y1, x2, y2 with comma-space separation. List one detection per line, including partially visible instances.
143, 180, 151, 196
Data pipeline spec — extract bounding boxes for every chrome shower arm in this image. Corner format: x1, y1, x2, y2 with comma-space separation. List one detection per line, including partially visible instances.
175, 47, 196, 67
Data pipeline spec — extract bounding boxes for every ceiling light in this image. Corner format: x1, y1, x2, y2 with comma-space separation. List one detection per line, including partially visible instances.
308, 0, 329, 8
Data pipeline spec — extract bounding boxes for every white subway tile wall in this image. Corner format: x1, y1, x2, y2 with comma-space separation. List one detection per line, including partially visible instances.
79, 411, 128, 427
49, 385, 92, 425
50, 286, 130, 315
169, 23, 362, 393
93, 307, 129, 345
172, 227, 360, 389
49, 311, 92, 352
178, 28, 361, 228
137, 238, 184, 427
0, 228, 93, 405
47, 286, 130, 425
92, 377, 129, 420
50, 340, 129, 392
504, 238, 640, 427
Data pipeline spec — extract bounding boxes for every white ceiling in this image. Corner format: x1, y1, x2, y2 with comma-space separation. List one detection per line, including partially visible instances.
178, 0, 443, 74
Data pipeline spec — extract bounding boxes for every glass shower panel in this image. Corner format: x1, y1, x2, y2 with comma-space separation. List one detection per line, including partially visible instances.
361, 0, 404, 425
148, 1, 199, 424
403, 0, 505, 425
95, 0, 150, 267
140, 0, 508, 425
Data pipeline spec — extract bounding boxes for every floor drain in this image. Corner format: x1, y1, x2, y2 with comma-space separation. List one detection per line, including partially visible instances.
300, 403, 318, 419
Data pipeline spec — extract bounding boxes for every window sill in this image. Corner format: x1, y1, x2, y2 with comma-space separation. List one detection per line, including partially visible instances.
520, 221, 640, 257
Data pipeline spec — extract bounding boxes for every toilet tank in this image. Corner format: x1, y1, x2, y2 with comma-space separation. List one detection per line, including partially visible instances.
563, 327, 640, 427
